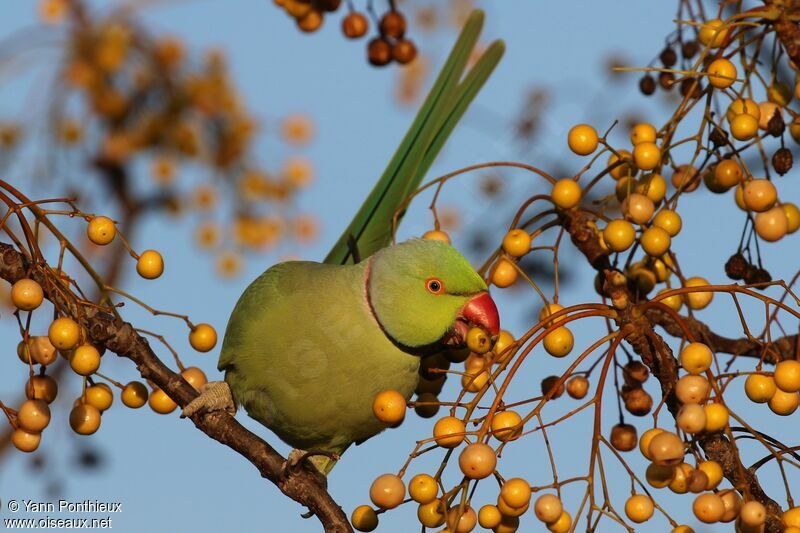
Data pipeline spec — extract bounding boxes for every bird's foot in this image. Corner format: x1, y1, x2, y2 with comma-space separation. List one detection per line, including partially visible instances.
282, 449, 339, 487
180, 381, 236, 418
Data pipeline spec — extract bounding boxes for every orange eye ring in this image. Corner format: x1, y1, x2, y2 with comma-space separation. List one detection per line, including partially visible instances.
426, 278, 445, 294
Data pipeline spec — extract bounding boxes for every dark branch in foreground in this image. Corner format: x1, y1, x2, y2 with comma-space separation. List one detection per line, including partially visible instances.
0, 242, 353, 533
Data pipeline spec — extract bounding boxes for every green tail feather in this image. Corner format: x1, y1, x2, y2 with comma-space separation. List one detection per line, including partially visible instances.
324, 10, 504, 266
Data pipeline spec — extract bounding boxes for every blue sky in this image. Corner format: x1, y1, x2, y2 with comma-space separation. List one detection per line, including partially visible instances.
0, 1, 798, 532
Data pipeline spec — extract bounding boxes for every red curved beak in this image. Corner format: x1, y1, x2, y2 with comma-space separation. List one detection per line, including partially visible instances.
459, 292, 500, 336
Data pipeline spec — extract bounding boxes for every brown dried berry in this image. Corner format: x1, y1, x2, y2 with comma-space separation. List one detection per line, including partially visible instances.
414, 393, 440, 419
709, 126, 728, 147
751, 267, 772, 285
680, 78, 702, 98
724, 253, 748, 280
623, 387, 653, 416
313, 0, 341, 11
379, 10, 406, 39
660, 48, 677, 67
682, 40, 699, 58
767, 111, 785, 137
610, 423, 638, 452
541, 375, 565, 399
624, 361, 650, 386
367, 37, 392, 66
658, 71, 675, 90
772, 147, 793, 175
640, 74, 656, 95
342, 12, 368, 39
392, 39, 417, 64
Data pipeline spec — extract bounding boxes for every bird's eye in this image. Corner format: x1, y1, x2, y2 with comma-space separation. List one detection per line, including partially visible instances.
426, 278, 444, 294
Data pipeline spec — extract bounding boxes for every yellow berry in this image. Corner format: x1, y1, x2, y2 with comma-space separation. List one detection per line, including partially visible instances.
677, 403, 706, 434
408, 473, 437, 504
492, 330, 515, 363
625, 494, 654, 523
740, 501, 766, 528
491, 259, 517, 288
720, 490, 742, 523
707, 58, 737, 89
372, 389, 406, 426
490, 410, 523, 442
633, 142, 661, 170
83, 383, 113, 411
608, 150, 635, 180
697, 460, 723, 490
639, 173, 667, 203
639, 428, 664, 459
714, 160, 743, 188
478, 505, 502, 529
458, 442, 496, 479
744, 373, 776, 403
189, 323, 217, 352
498, 478, 531, 509
623, 193, 655, 225
631, 123, 657, 145
755, 206, 788, 242
11, 428, 41, 453
603, 219, 636, 252
680, 342, 713, 374
466, 327, 492, 354
137, 249, 164, 279
652, 209, 682, 237
25, 375, 58, 404
684, 276, 713, 310
17, 399, 51, 433
567, 124, 598, 155
121, 381, 149, 408
181, 367, 208, 391
422, 230, 451, 244
446, 505, 477, 533
699, 19, 728, 48
656, 288, 682, 311
546, 511, 571, 533
543, 326, 574, 357
433, 416, 466, 448
648, 431, 684, 466
727, 98, 760, 122
759, 101, 781, 130
87, 216, 116, 245
676, 375, 710, 404
640, 226, 671, 256
48, 316, 81, 351
149, 387, 177, 414
551, 179, 582, 209
350, 505, 378, 532
645, 462, 674, 488
703, 403, 729, 432
369, 473, 405, 509
502, 229, 531, 257
769, 389, 799, 415
539, 303, 564, 327
783, 203, 800, 233
70, 344, 101, 376
693, 493, 725, 523
69, 403, 101, 435
534, 494, 563, 523
417, 500, 446, 528
775, 360, 800, 392
11, 279, 44, 311
671, 165, 699, 192
784, 506, 800, 527
730, 113, 759, 140
743, 179, 777, 212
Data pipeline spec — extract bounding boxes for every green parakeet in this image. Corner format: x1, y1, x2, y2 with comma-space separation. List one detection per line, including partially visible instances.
206, 11, 504, 474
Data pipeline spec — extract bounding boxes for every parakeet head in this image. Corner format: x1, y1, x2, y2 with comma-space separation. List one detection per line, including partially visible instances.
368, 239, 500, 348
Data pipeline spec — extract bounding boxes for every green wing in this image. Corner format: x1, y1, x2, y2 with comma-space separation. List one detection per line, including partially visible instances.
324, 10, 505, 266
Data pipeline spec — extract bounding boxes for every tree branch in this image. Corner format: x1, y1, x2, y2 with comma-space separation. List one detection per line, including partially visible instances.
0, 242, 352, 533
559, 210, 785, 533
646, 307, 798, 364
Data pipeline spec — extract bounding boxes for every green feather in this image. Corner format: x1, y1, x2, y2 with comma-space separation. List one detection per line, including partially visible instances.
324, 10, 504, 266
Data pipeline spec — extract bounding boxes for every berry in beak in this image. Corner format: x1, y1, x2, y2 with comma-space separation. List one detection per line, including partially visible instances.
458, 292, 500, 337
